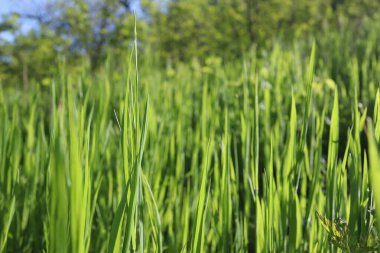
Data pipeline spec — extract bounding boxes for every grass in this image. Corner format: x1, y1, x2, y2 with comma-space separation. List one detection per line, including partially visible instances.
0, 36, 380, 253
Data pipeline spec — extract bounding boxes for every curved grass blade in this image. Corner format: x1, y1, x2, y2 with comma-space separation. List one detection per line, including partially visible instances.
122, 98, 149, 253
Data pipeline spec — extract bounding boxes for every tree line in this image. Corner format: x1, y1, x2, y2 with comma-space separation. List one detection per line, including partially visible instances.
0, 0, 380, 88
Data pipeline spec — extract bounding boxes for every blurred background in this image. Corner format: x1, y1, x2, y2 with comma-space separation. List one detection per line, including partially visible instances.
1, 0, 380, 89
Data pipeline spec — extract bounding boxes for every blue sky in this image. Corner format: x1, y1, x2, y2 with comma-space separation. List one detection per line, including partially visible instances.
0, 0, 48, 41
0, 0, 142, 42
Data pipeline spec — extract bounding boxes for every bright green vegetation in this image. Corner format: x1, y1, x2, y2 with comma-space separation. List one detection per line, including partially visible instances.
1, 34, 380, 253
2, 0, 380, 87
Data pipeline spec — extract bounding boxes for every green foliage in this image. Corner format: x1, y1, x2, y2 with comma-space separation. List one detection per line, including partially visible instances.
1, 1, 380, 252
0, 35, 380, 252
2, 0, 380, 83
316, 211, 380, 252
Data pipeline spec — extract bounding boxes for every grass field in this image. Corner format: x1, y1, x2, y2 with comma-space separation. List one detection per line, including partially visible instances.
1, 36, 380, 252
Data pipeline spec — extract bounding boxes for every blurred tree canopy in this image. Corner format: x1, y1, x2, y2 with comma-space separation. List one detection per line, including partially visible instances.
1, 0, 380, 87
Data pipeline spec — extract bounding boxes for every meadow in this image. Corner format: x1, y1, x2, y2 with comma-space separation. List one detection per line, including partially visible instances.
1, 34, 380, 253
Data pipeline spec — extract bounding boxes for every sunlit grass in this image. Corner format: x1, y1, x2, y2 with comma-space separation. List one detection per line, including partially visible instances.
0, 39, 380, 253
